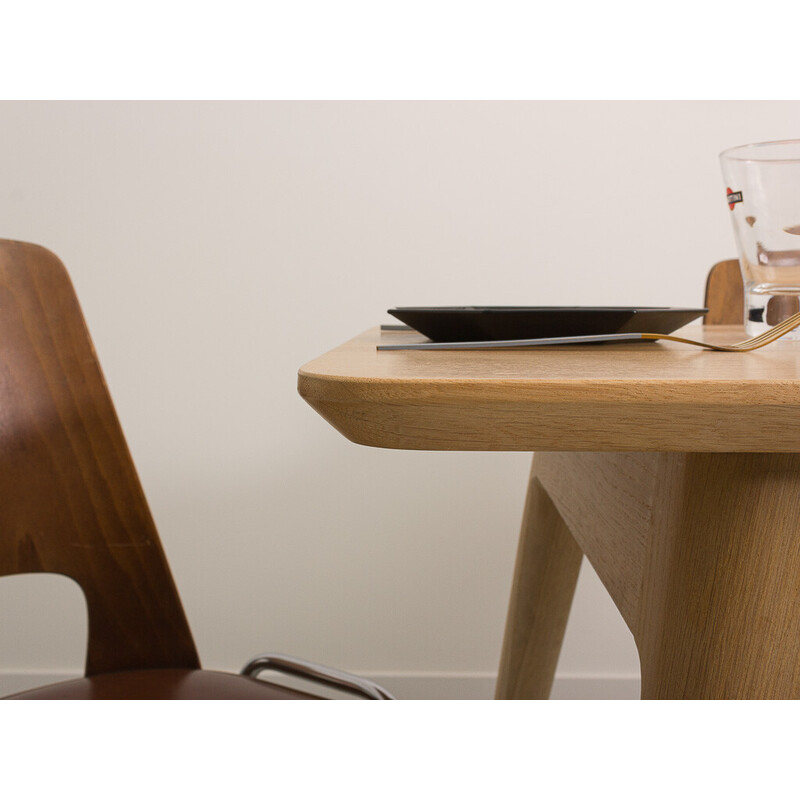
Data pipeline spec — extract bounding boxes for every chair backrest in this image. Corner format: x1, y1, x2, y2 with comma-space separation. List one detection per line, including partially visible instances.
704, 259, 744, 325
0, 240, 199, 675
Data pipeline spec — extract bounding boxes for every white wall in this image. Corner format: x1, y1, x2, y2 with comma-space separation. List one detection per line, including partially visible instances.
0, 101, 798, 699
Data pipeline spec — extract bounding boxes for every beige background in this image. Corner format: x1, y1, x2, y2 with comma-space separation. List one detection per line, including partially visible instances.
1, 101, 798, 698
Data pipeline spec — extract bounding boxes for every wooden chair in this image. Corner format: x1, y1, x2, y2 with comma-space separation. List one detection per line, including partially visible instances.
703, 258, 743, 325
0, 239, 392, 700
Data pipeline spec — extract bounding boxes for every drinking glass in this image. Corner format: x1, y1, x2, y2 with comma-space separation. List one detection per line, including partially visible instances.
720, 139, 800, 338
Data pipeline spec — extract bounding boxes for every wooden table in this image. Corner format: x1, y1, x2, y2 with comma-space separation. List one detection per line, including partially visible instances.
298, 324, 800, 699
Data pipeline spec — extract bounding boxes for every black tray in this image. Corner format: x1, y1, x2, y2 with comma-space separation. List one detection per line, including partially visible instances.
387, 307, 708, 342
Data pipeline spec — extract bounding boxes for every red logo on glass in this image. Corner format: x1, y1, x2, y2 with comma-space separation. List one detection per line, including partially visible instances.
727, 187, 743, 210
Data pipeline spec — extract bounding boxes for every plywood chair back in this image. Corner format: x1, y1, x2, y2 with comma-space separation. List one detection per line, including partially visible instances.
704, 259, 744, 325
0, 239, 200, 676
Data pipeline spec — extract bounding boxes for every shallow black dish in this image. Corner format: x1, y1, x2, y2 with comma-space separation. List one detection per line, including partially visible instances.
387, 307, 708, 343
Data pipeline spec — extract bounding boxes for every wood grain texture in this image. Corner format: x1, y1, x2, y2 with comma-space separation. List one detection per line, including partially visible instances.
533, 452, 657, 631
500, 452, 800, 698
495, 467, 582, 699
300, 274, 800, 699
637, 452, 800, 699
704, 259, 744, 326
299, 326, 800, 452
0, 240, 200, 675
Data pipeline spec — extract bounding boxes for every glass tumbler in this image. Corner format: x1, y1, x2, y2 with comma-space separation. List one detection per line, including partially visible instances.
720, 139, 800, 338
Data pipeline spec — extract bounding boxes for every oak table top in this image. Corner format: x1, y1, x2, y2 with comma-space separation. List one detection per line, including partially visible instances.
298, 325, 800, 453
299, 322, 800, 697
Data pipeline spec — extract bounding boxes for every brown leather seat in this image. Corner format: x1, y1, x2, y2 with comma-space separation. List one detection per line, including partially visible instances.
6, 670, 317, 700
0, 240, 391, 701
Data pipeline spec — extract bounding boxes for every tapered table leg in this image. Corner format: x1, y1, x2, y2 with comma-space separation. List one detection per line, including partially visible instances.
637, 452, 800, 699
497, 451, 800, 699
495, 459, 582, 699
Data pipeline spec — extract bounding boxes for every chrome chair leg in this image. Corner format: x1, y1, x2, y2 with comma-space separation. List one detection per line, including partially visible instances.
241, 653, 395, 700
